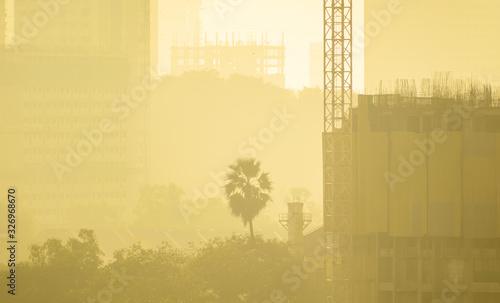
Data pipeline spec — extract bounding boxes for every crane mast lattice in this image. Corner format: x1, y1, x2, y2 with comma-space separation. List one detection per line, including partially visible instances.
323, 0, 353, 302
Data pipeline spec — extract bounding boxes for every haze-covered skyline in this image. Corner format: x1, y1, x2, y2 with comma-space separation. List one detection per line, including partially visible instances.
159, 0, 365, 90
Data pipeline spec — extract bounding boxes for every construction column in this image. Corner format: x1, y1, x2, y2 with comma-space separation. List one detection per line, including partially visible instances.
323, 0, 353, 302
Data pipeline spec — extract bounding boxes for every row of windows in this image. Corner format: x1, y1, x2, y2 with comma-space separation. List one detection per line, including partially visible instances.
16, 9, 92, 18
24, 103, 112, 109
177, 58, 206, 66
378, 257, 500, 283
31, 179, 138, 187
175, 58, 282, 67
378, 236, 500, 250
24, 146, 127, 155
175, 48, 283, 57
49, 22, 91, 29
17, 4, 151, 21
368, 115, 500, 133
174, 66, 284, 77
25, 176, 127, 185
41, 36, 92, 45
16, 8, 90, 17
176, 49, 213, 56
23, 117, 121, 124
25, 132, 126, 140
25, 192, 126, 201
23, 86, 124, 93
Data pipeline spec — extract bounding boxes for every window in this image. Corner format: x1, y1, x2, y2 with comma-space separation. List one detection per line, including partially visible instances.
377, 116, 392, 132
407, 115, 421, 132
422, 116, 432, 132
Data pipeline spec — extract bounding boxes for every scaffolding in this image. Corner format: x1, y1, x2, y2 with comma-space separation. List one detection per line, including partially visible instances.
171, 33, 285, 88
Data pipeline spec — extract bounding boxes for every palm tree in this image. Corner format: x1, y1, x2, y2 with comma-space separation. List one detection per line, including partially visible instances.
224, 158, 273, 239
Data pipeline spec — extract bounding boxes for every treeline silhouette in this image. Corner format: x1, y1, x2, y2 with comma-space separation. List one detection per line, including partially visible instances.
1, 229, 322, 302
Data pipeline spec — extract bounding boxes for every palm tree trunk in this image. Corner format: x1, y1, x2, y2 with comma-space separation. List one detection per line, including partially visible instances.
249, 219, 255, 239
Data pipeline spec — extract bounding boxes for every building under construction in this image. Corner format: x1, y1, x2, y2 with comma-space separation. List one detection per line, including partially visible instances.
162, 0, 202, 74
314, 83, 500, 303
321, 1, 500, 302
170, 34, 286, 88
354, 93, 500, 303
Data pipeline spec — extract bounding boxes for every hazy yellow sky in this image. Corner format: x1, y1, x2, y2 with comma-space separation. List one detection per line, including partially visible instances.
364, 0, 500, 92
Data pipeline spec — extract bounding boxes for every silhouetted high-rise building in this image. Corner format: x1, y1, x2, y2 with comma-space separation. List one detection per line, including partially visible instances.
0, 0, 5, 48
0, 0, 158, 230
12, 0, 158, 80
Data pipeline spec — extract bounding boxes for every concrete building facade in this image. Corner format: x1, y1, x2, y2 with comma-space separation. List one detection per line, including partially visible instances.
350, 94, 500, 302
0, 0, 4, 48
309, 93, 500, 302
0, 0, 158, 231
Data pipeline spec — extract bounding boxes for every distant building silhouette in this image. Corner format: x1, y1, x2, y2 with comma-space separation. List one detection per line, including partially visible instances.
171, 33, 286, 88
0, 0, 4, 48
0, 0, 158, 229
